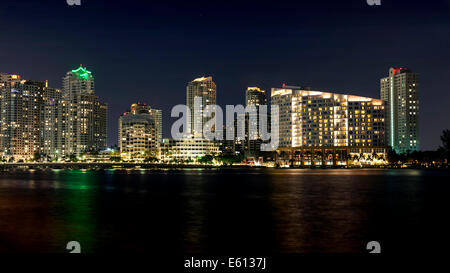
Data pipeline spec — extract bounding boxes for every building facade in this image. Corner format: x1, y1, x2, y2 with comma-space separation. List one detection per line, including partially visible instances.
271, 87, 386, 148
380, 67, 419, 154
0, 79, 45, 160
0, 67, 107, 161
270, 86, 387, 166
160, 138, 220, 162
61, 66, 107, 156
243, 87, 268, 155
186, 76, 216, 138
119, 103, 161, 159
246, 87, 267, 106
127, 103, 162, 145
41, 86, 63, 159
221, 87, 269, 156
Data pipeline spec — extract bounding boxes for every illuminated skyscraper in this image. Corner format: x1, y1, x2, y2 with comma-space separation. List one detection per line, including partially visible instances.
380, 67, 419, 154
61, 66, 107, 156
0, 79, 45, 160
0, 74, 65, 160
186, 76, 216, 138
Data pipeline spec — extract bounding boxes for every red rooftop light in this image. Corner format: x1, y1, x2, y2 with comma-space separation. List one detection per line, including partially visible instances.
393, 67, 409, 76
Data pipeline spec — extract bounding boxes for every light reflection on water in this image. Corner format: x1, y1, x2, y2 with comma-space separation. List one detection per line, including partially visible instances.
0, 168, 449, 253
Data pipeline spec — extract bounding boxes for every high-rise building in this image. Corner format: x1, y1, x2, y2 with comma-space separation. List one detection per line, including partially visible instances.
0, 67, 107, 161
380, 67, 419, 154
126, 103, 162, 144
246, 87, 267, 106
61, 66, 107, 156
186, 76, 216, 138
149, 109, 162, 144
119, 103, 161, 159
63, 66, 95, 97
0, 79, 45, 160
244, 87, 267, 155
271, 87, 386, 148
0, 74, 65, 160
41, 86, 63, 159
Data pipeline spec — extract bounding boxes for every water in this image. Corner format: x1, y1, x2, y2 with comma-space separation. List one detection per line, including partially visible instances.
0, 168, 449, 253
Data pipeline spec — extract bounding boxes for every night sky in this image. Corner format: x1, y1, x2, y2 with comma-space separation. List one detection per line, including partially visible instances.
1, 0, 449, 150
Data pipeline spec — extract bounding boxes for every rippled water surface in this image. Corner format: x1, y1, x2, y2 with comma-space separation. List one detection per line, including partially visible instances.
0, 168, 449, 253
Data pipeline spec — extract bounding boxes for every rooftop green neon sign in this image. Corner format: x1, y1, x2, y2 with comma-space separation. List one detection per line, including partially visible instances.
71, 66, 92, 80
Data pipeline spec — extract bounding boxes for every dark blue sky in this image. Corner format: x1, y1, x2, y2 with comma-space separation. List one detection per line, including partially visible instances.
1, 0, 449, 150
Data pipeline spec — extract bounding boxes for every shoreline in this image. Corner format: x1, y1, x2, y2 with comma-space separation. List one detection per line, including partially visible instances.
0, 162, 448, 171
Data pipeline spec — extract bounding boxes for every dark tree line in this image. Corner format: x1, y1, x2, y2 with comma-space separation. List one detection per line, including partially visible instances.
388, 129, 450, 167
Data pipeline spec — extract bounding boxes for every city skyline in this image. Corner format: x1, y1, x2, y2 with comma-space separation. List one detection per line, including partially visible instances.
0, 66, 419, 153
1, 0, 450, 260
1, 0, 449, 150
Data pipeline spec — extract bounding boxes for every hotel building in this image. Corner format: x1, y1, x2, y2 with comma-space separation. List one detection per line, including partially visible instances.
380, 67, 419, 154
271, 86, 387, 166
